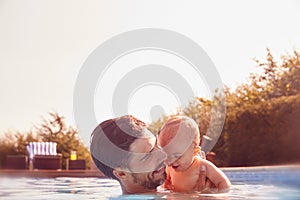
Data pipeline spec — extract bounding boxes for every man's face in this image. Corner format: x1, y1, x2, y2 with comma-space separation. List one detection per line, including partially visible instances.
125, 131, 167, 190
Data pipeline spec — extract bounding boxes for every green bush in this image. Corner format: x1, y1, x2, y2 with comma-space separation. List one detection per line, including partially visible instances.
150, 49, 300, 167
215, 94, 300, 166
0, 112, 91, 169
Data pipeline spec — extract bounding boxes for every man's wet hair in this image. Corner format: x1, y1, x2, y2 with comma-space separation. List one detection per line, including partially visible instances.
90, 115, 147, 180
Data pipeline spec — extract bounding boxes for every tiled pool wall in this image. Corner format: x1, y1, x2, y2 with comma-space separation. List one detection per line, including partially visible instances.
222, 165, 300, 186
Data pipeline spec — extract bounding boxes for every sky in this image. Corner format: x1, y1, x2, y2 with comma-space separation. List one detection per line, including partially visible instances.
0, 0, 300, 145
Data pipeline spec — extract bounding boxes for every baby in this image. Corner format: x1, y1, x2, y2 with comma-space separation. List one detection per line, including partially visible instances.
158, 115, 231, 193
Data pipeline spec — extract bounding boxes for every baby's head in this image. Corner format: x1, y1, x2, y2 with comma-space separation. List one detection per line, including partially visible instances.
158, 116, 201, 169
159, 115, 200, 147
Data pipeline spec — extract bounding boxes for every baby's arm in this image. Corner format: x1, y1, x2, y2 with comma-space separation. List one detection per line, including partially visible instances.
200, 159, 231, 193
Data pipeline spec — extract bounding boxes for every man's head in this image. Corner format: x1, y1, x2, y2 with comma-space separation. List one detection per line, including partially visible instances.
90, 115, 167, 194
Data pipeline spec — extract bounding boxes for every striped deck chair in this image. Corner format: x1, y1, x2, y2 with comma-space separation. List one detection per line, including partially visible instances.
27, 142, 62, 170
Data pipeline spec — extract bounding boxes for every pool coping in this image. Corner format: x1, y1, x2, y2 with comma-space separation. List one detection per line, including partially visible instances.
1, 164, 299, 178
0, 169, 106, 178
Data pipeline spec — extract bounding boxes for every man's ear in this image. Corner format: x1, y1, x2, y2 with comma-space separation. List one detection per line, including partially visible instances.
113, 167, 128, 180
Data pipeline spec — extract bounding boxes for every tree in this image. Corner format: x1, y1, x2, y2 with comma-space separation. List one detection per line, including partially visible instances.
34, 112, 91, 169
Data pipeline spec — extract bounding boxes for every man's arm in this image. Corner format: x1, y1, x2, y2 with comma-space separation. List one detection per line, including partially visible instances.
193, 165, 217, 192
201, 159, 231, 193
194, 159, 231, 193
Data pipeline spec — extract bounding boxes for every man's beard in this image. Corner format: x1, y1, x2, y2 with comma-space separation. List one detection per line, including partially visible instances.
131, 172, 166, 190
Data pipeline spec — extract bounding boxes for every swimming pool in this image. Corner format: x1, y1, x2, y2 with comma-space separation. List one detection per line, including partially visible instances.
0, 165, 299, 199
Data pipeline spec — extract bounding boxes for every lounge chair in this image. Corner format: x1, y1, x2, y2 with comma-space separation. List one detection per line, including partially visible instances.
27, 142, 62, 170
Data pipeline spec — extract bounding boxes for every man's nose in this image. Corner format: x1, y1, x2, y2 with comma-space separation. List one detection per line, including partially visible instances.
165, 159, 172, 166
165, 156, 177, 166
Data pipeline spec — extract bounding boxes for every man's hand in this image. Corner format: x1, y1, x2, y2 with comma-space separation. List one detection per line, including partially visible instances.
193, 165, 217, 193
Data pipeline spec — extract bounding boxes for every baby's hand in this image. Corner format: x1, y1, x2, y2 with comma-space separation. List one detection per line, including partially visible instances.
164, 177, 175, 191
164, 183, 175, 191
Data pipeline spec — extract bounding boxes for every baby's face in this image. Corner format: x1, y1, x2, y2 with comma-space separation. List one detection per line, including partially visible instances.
161, 131, 199, 172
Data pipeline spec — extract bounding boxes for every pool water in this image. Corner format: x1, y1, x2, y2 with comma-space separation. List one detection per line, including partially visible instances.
0, 165, 300, 200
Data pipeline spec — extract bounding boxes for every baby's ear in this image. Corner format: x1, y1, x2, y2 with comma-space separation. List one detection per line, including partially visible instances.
194, 146, 201, 154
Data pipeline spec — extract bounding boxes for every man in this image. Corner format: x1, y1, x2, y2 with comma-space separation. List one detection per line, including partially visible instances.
90, 115, 213, 194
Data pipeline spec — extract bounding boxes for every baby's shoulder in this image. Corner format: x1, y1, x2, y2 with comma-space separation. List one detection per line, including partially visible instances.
194, 156, 215, 168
